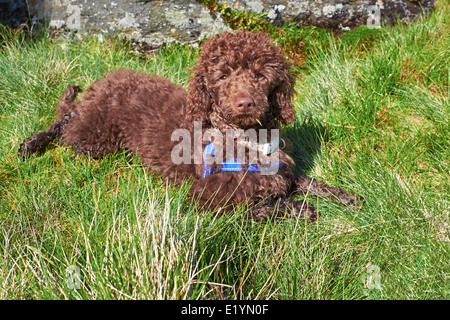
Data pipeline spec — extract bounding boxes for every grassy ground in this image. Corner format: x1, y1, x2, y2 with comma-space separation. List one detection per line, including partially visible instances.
0, 2, 448, 300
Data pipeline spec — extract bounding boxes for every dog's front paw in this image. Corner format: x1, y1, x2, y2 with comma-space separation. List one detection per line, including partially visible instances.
294, 175, 364, 210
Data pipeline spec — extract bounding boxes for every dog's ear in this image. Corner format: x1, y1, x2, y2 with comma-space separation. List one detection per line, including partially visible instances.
270, 70, 296, 125
186, 68, 212, 126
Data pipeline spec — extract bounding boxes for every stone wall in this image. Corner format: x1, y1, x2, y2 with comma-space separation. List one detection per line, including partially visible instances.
0, 0, 435, 45
26, 0, 232, 46
219, 1, 435, 31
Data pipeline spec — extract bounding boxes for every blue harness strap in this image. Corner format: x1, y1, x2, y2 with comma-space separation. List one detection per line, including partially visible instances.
202, 142, 216, 178
202, 142, 283, 178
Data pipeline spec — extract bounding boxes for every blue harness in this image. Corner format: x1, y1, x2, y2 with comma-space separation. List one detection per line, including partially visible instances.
202, 142, 283, 178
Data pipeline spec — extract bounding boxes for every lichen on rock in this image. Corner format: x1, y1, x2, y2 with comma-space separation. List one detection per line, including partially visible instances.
0, 0, 435, 46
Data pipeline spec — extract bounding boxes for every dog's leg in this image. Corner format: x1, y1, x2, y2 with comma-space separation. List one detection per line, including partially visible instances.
18, 111, 77, 159
250, 197, 317, 222
18, 85, 81, 159
293, 175, 364, 208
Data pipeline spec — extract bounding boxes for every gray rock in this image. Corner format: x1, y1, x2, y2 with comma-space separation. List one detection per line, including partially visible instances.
0, 0, 435, 45
21, 0, 231, 46
218, 0, 435, 31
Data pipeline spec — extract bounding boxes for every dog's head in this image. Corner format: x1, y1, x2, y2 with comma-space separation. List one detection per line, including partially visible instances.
186, 31, 296, 130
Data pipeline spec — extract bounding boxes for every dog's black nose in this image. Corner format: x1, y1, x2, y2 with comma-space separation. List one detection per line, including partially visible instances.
235, 96, 254, 113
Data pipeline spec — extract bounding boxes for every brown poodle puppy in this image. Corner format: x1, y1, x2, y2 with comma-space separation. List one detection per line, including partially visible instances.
18, 31, 361, 220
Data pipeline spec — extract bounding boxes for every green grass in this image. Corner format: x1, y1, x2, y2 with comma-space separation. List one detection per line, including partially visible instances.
0, 2, 449, 299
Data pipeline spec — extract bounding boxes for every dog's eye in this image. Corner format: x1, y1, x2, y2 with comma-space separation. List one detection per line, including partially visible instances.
219, 75, 228, 81
255, 73, 263, 79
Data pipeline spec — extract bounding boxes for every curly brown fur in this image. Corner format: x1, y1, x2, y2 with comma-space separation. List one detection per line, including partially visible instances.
18, 31, 362, 221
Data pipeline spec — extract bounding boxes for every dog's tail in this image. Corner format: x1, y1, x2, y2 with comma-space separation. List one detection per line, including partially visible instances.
56, 85, 82, 117
18, 86, 81, 159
